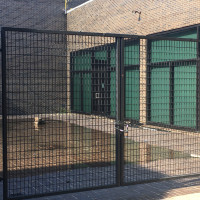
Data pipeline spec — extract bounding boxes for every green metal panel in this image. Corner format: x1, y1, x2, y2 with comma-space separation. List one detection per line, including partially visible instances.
174, 64, 196, 128
110, 71, 116, 117
151, 66, 170, 124
94, 50, 107, 60
110, 48, 116, 67
110, 46, 116, 117
151, 29, 197, 63
124, 40, 140, 66
82, 73, 92, 113
166, 28, 197, 39
151, 40, 196, 63
110, 40, 139, 67
72, 73, 81, 111
125, 67, 140, 120
74, 52, 91, 71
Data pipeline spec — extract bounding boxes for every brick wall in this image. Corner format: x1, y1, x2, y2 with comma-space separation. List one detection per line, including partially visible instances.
0, 0, 67, 115
67, 0, 200, 124
67, 0, 200, 35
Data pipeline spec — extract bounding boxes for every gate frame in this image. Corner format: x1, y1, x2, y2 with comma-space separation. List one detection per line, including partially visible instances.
1, 27, 139, 200
1, 27, 8, 200
2, 27, 200, 200
116, 37, 125, 186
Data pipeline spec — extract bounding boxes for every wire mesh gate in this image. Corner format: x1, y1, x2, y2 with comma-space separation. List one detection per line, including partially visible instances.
2, 27, 200, 200
1, 27, 119, 200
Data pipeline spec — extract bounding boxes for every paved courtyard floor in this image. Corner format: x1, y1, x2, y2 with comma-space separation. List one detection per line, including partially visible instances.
2, 114, 200, 199
2, 176, 200, 200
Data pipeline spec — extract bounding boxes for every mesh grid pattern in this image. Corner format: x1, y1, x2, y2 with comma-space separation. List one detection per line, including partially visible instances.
2, 28, 117, 199
2, 28, 200, 199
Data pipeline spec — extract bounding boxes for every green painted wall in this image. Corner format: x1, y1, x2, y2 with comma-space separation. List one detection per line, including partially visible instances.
72, 73, 81, 111
125, 67, 140, 120
110, 41, 140, 119
151, 40, 196, 63
110, 71, 116, 117
72, 73, 92, 113
150, 28, 198, 128
124, 40, 140, 66
72, 29, 198, 129
110, 48, 116, 67
83, 73, 92, 113
151, 29, 197, 63
151, 66, 170, 124
174, 64, 196, 128
72, 51, 92, 113
110, 40, 140, 67
166, 28, 197, 39
74, 52, 91, 71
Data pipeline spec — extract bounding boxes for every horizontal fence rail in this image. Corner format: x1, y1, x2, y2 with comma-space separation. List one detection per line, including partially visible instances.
2, 27, 200, 42
1, 27, 200, 199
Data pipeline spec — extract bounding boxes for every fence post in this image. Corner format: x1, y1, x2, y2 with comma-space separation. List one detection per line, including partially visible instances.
1, 28, 8, 200
116, 37, 125, 186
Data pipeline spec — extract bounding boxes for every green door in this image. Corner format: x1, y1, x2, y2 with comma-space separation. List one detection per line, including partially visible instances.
151, 66, 170, 124
83, 73, 92, 113
125, 67, 140, 121
72, 52, 92, 113
174, 64, 196, 128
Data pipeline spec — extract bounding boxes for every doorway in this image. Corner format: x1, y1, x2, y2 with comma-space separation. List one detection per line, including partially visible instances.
92, 59, 111, 115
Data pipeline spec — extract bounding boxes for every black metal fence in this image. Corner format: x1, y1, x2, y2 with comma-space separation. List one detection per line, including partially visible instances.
2, 27, 200, 200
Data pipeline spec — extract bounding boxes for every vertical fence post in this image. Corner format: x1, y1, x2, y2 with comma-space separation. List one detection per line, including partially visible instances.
1, 28, 8, 200
196, 26, 200, 130
116, 37, 124, 186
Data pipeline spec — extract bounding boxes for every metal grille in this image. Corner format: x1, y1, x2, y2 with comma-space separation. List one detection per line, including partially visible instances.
124, 37, 200, 184
0, 0, 69, 182
2, 27, 200, 199
1, 28, 117, 199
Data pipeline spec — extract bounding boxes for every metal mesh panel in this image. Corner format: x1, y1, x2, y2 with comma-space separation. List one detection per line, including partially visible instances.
0, 1, 69, 183
2, 27, 200, 199
2, 28, 117, 199
124, 37, 200, 184
1, 0, 66, 30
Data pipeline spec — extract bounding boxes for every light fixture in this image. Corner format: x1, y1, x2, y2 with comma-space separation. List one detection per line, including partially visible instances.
132, 10, 141, 21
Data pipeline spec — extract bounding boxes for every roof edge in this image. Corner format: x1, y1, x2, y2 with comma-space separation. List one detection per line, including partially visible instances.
147, 23, 200, 36
66, 0, 95, 14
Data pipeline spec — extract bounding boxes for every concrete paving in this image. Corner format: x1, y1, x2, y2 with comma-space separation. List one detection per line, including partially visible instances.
2, 114, 200, 199
164, 193, 200, 200
2, 176, 200, 200
2, 114, 200, 200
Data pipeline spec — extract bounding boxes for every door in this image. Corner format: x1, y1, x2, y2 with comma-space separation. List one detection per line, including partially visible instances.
92, 59, 110, 115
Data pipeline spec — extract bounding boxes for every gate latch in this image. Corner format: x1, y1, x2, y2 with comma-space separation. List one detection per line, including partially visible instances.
115, 121, 130, 133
